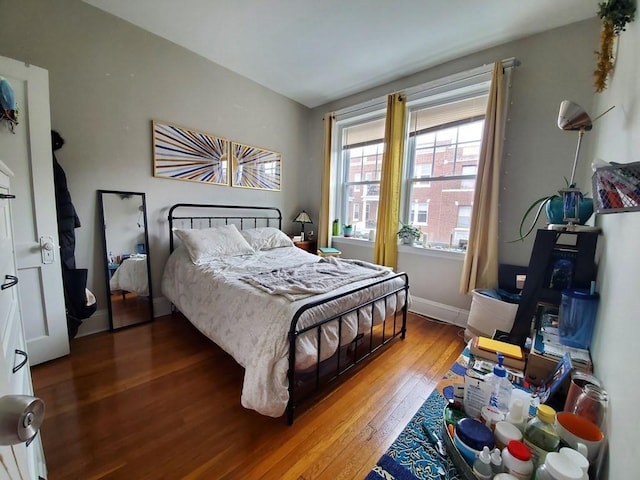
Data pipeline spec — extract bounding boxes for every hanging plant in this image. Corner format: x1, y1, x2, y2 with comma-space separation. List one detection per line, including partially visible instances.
594, 0, 636, 92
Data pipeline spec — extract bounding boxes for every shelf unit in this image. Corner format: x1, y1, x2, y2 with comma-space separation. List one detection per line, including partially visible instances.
508, 229, 599, 347
592, 162, 640, 214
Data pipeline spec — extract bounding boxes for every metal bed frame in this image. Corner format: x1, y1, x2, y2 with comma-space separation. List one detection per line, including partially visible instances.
168, 203, 409, 424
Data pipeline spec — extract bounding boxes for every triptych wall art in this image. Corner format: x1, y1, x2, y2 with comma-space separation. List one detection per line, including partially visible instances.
152, 120, 281, 191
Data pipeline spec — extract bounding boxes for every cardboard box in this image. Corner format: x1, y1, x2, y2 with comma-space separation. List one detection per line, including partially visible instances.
525, 351, 557, 386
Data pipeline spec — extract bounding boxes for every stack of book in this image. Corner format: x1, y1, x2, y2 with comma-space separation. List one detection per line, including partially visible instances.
467, 336, 526, 386
531, 329, 592, 372
469, 336, 526, 370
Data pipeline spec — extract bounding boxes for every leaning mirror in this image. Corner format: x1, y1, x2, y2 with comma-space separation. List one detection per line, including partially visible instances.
98, 190, 154, 330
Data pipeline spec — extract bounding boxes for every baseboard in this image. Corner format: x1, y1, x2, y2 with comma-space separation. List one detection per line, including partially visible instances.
154, 296, 172, 317
409, 296, 469, 328
74, 297, 172, 338
75, 309, 110, 338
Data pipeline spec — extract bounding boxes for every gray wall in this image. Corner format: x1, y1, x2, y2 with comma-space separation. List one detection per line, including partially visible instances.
0, 0, 311, 333
309, 19, 600, 316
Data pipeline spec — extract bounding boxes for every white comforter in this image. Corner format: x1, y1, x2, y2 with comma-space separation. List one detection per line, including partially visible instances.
161, 245, 407, 417
110, 255, 149, 296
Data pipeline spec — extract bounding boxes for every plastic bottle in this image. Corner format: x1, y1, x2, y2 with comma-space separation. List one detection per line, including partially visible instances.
558, 447, 589, 480
488, 352, 513, 415
332, 219, 340, 236
491, 447, 504, 475
501, 440, 533, 480
505, 398, 526, 432
523, 404, 560, 468
473, 446, 494, 480
534, 452, 583, 480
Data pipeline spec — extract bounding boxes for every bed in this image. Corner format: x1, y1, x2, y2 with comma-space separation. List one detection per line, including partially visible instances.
161, 204, 409, 424
109, 254, 149, 296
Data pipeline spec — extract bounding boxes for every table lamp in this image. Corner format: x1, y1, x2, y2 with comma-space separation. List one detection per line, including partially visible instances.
294, 210, 312, 241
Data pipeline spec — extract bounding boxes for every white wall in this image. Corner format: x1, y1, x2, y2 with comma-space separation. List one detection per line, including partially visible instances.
588, 21, 640, 480
309, 19, 601, 317
0, 0, 311, 333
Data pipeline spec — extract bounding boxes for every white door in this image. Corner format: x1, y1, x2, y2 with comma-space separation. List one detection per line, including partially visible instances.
0, 55, 70, 365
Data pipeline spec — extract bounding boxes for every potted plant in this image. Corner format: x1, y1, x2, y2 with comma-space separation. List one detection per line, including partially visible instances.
513, 187, 594, 242
343, 224, 353, 237
397, 223, 421, 245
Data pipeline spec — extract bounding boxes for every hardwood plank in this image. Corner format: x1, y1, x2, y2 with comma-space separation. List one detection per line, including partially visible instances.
31, 312, 465, 479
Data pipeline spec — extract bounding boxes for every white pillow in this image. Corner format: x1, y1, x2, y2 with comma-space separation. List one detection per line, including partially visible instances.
174, 224, 255, 264
240, 227, 294, 250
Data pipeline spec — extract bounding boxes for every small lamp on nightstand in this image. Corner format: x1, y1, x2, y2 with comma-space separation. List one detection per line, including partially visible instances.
294, 210, 312, 241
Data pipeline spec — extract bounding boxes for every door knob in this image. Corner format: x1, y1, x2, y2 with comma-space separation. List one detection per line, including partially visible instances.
0, 395, 45, 445
39, 235, 55, 264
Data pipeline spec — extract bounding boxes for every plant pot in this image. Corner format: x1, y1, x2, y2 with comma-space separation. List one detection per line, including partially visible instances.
545, 196, 594, 225
343, 226, 353, 237
400, 236, 413, 245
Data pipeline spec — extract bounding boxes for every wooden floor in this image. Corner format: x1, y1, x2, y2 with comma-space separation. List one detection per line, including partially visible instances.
31, 312, 465, 480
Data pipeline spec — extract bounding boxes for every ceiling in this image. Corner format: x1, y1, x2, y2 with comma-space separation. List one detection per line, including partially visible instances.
84, 0, 599, 108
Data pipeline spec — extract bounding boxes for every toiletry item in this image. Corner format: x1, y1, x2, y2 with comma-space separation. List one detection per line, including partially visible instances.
473, 446, 493, 480
494, 421, 523, 450
487, 352, 513, 415
491, 447, 504, 475
523, 405, 560, 468
502, 440, 533, 480
534, 452, 583, 480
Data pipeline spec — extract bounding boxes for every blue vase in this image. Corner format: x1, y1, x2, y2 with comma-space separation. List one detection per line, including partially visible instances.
545, 196, 594, 225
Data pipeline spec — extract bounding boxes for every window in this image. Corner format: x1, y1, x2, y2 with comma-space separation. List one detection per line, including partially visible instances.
336, 116, 385, 239
333, 67, 492, 251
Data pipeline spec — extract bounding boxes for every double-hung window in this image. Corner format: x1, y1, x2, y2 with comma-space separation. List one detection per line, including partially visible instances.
336, 116, 386, 239
404, 93, 488, 250
333, 69, 491, 252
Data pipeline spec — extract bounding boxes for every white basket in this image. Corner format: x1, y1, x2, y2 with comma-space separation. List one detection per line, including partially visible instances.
465, 289, 518, 340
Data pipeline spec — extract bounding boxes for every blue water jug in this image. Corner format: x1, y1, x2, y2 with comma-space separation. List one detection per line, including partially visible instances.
558, 289, 599, 349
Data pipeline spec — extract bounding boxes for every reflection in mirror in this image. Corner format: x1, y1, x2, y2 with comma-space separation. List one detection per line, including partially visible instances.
98, 190, 154, 330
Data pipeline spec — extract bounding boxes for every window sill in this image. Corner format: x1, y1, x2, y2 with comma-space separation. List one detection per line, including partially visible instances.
332, 236, 466, 261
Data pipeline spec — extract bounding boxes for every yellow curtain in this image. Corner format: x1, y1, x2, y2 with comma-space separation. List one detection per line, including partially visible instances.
374, 93, 406, 269
318, 113, 335, 249
460, 62, 504, 293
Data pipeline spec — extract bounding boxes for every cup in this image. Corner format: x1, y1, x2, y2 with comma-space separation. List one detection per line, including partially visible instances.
563, 371, 601, 413
556, 412, 604, 461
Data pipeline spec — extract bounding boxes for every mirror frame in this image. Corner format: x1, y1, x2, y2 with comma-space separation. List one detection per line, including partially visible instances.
98, 190, 154, 330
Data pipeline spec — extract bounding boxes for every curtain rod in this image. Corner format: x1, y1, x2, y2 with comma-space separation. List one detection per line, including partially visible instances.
333, 57, 519, 120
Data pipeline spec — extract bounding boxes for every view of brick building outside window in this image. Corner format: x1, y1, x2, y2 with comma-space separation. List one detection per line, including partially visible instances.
343, 118, 484, 250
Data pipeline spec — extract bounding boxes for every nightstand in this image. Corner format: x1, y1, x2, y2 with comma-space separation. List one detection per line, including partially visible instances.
294, 240, 317, 253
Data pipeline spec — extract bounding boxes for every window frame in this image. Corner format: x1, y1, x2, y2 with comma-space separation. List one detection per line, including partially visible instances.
331, 62, 507, 252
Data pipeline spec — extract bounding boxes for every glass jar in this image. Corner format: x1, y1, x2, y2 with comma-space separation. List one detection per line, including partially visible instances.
563, 371, 601, 413
572, 383, 608, 428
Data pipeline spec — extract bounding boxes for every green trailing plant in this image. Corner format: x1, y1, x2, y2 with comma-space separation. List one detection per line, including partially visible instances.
397, 223, 421, 242
594, 0, 636, 92
511, 193, 560, 242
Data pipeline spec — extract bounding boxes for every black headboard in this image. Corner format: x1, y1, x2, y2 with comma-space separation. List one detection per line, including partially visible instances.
167, 203, 283, 253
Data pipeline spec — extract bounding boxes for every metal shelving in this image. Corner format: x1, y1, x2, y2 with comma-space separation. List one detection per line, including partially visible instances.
592, 162, 640, 214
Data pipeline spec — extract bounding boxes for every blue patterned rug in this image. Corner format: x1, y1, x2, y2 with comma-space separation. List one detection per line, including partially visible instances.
366, 354, 469, 480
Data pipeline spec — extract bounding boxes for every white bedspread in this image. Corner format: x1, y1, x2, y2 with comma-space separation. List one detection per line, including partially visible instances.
161, 245, 407, 417
110, 255, 149, 296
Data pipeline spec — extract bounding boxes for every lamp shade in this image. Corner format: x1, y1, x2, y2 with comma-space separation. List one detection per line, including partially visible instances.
294, 210, 312, 224
558, 100, 592, 131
